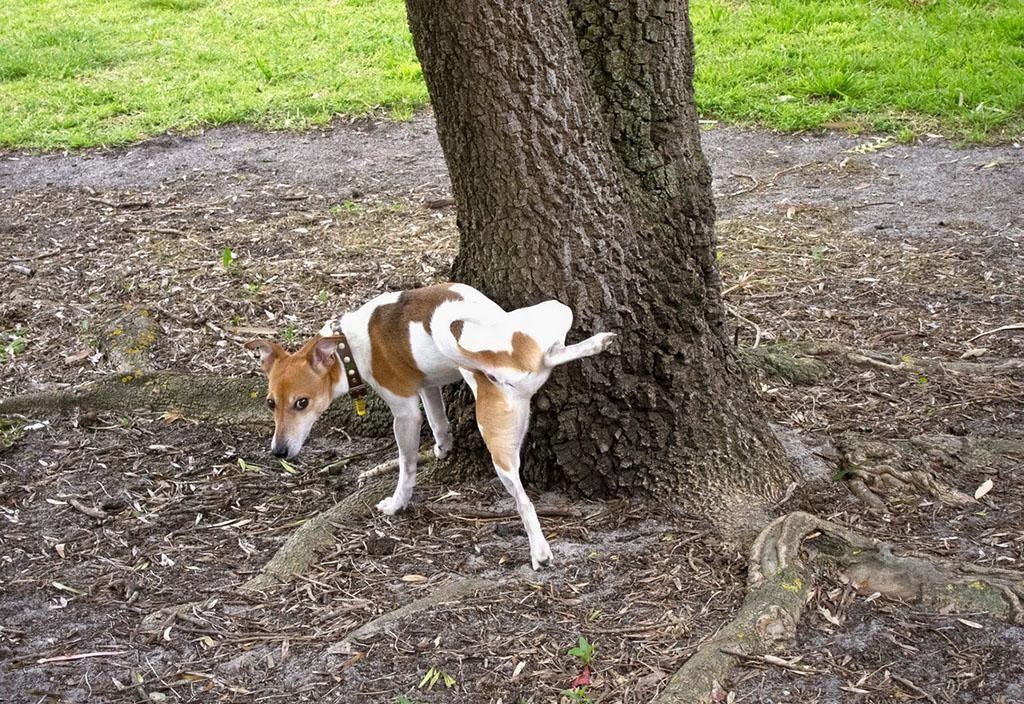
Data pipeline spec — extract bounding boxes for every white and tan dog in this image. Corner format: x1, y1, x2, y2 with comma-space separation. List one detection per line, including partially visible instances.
246, 283, 614, 569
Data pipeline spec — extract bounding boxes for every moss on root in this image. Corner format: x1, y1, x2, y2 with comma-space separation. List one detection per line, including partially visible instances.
0, 372, 394, 436
738, 343, 831, 385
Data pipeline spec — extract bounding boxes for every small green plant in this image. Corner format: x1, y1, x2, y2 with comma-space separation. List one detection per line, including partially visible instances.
221, 246, 237, 271
254, 57, 273, 82
564, 635, 595, 701
568, 636, 595, 666
317, 289, 330, 304
560, 687, 594, 704
801, 67, 863, 101
395, 696, 416, 704
1, 328, 28, 362
418, 666, 455, 691
896, 127, 916, 143
330, 199, 363, 215
245, 281, 262, 296
282, 323, 297, 346
832, 464, 852, 482
0, 418, 26, 452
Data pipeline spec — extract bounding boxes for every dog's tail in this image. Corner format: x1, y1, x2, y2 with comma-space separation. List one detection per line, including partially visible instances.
430, 301, 502, 372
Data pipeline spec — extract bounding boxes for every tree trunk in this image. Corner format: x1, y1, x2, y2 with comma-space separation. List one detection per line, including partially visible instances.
405, 0, 789, 506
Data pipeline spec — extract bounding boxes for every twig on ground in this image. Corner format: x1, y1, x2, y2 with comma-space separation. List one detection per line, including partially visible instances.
719, 647, 822, 675
726, 304, 763, 348
8, 263, 33, 277
67, 498, 108, 520
7, 247, 62, 262
37, 651, 127, 664
967, 323, 1024, 342
723, 172, 760, 198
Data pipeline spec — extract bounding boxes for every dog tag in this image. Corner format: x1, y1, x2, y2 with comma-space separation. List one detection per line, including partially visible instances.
353, 398, 367, 417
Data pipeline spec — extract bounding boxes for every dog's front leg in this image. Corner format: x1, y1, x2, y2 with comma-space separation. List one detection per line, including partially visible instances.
376, 398, 422, 515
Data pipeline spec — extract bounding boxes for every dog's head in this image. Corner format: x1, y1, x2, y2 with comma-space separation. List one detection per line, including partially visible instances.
244, 336, 344, 459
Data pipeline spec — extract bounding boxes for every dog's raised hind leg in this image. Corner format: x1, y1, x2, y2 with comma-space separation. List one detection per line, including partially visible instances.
544, 332, 616, 368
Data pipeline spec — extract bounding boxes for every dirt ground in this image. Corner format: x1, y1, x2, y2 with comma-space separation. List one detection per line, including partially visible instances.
1, 115, 1023, 703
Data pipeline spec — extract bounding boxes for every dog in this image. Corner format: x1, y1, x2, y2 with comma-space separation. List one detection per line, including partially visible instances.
245, 283, 615, 569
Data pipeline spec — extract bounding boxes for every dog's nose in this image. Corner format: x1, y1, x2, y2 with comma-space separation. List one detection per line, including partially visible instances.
272, 445, 289, 458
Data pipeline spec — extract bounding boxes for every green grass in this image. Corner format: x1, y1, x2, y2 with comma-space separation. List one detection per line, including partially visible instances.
1, 0, 1021, 149
0, 0, 425, 149
692, 0, 1024, 140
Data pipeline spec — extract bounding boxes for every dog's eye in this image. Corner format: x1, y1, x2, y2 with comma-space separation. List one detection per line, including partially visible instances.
267, 398, 276, 410
295, 397, 309, 410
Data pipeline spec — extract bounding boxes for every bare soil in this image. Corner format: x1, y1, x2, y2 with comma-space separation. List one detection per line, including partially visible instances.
2, 115, 1023, 703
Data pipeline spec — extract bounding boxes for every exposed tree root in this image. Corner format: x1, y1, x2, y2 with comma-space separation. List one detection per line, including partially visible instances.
327, 576, 495, 656
0, 372, 393, 436
239, 451, 434, 595
839, 434, 1023, 512
741, 340, 1024, 384
805, 341, 1024, 377
652, 511, 1024, 704
738, 344, 831, 385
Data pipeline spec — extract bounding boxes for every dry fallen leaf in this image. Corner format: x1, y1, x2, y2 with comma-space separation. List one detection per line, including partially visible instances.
958, 618, 984, 629
818, 606, 842, 626
974, 479, 994, 500
401, 574, 427, 583
64, 348, 92, 365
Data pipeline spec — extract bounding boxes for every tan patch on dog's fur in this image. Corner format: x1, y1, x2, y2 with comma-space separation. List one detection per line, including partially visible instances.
472, 370, 519, 472
457, 331, 543, 373
369, 284, 463, 397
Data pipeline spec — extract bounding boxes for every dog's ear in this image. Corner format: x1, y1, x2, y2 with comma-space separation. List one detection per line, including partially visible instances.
307, 336, 341, 375
245, 340, 286, 375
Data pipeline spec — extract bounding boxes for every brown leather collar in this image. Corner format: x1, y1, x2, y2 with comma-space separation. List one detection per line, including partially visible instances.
334, 335, 367, 398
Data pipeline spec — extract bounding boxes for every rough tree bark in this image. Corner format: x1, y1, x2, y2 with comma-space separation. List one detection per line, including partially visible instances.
405, 0, 790, 506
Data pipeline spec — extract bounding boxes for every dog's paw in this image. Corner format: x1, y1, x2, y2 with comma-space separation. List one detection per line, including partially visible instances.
376, 495, 407, 516
433, 439, 452, 460
592, 332, 617, 353
530, 542, 554, 570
